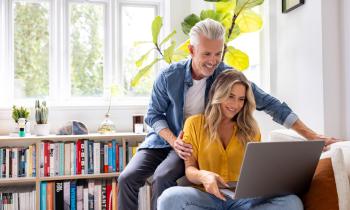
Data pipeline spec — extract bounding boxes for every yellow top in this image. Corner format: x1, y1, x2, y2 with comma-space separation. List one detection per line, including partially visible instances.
183, 114, 261, 182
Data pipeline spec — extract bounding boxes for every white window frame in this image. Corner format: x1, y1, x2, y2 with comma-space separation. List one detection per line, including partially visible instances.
0, 0, 167, 108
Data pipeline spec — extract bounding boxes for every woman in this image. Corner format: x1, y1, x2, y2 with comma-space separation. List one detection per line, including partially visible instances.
157, 70, 303, 210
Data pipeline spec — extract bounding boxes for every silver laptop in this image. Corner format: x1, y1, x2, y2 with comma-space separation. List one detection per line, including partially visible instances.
220, 140, 324, 199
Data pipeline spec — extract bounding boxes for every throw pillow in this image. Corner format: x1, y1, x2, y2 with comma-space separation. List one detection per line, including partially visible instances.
301, 158, 338, 210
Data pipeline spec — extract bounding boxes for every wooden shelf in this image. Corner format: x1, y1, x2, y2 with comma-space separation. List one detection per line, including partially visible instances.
39, 172, 121, 182
0, 132, 147, 141
0, 132, 145, 209
0, 177, 36, 185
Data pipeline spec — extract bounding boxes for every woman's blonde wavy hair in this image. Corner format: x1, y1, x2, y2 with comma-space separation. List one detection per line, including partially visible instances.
204, 69, 259, 146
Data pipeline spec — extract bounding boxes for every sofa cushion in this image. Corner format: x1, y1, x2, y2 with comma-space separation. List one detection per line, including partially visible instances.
301, 148, 350, 210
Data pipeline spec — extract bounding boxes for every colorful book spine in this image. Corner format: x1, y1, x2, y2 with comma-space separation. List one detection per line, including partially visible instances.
112, 140, 116, 172
40, 182, 47, 210
70, 181, 77, 210
55, 181, 64, 210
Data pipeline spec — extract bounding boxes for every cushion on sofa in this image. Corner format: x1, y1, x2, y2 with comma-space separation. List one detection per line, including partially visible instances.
301, 148, 350, 210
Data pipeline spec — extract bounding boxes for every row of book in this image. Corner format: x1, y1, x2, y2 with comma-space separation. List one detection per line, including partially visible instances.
40, 179, 118, 210
0, 190, 36, 210
40, 140, 139, 177
0, 145, 36, 179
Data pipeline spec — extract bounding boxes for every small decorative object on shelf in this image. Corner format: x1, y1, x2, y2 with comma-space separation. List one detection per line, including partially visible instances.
98, 113, 116, 134
11, 105, 30, 136
18, 118, 26, 137
132, 114, 144, 134
35, 100, 49, 136
57, 121, 89, 135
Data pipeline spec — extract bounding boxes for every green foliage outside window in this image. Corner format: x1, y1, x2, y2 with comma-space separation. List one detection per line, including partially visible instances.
69, 3, 104, 97
14, 2, 49, 98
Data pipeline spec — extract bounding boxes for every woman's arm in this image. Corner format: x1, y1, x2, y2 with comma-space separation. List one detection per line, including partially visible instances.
185, 156, 228, 200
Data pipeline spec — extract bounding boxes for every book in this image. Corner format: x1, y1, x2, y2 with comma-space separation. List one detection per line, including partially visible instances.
55, 181, 64, 210
40, 182, 47, 210
63, 181, 70, 210
70, 181, 77, 210
47, 182, 54, 210
64, 143, 71, 175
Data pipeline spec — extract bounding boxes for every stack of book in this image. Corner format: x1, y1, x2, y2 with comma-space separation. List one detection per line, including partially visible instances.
0, 145, 36, 178
40, 179, 118, 210
40, 140, 127, 177
0, 188, 36, 209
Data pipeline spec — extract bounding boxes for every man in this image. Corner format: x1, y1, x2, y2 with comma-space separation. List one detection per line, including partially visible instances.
118, 18, 336, 210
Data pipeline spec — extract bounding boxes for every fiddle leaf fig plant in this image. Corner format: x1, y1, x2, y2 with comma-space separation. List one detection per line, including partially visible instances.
131, 0, 264, 87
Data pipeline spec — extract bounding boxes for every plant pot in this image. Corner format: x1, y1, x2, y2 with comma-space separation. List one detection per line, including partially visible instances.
36, 124, 50, 136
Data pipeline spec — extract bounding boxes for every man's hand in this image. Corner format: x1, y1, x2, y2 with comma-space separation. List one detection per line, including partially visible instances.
173, 131, 193, 160
291, 119, 339, 151
313, 134, 338, 151
199, 170, 228, 201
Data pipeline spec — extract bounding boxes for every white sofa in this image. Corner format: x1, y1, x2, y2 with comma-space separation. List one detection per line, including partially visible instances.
270, 129, 350, 210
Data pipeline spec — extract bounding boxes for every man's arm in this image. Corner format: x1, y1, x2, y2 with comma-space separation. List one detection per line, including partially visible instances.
251, 82, 337, 146
145, 72, 192, 157
291, 119, 337, 147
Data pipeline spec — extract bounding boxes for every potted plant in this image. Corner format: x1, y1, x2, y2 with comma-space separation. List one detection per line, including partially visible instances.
11, 105, 31, 135
35, 100, 49, 136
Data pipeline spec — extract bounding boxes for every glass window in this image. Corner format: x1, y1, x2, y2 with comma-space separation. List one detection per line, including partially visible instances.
13, 1, 50, 98
120, 5, 156, 96
69, 2, 105, 97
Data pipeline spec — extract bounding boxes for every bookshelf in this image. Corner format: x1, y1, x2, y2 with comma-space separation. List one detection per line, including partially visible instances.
0, 132, 146, 210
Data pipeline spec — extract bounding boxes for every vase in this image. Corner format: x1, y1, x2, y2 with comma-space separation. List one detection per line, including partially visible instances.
97, 114, 116, 134
36, 124, 50, 136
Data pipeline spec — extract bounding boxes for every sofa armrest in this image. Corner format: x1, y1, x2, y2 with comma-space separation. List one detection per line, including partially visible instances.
269, 129, 306, 142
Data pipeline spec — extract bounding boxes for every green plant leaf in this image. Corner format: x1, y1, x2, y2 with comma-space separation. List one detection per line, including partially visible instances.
181, 14, 200, 35
159, 30, 176, 47
200, 10, 224, 22
152, 16, 163, 44
176, 39, 190, 54
131, 58, 161, 87
226, 24, 240, 42
236, 9, 262, 33
204, 0, 232, 2
133, 41, 153, 47
215, 0, 236, 13
235, 0, 264, 15
172, 50, 189, 62
163, 41, 176, 64
224, 46, 249, 70
135, 48, 154, 68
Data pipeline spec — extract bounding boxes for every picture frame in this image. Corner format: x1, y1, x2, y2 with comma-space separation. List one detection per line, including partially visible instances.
282, 0, 305, 13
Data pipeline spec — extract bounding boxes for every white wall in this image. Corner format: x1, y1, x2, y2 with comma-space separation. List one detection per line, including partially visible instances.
341, 0, 350, 139
269, 0, 348, 139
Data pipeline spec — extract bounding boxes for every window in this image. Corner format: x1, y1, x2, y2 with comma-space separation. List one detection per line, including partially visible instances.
0, 0, 164, 107
120, 4, 156, 96
69, 2, 105, 97
13, 1, 50, 98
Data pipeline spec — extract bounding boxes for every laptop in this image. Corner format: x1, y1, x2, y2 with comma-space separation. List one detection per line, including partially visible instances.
220, 140, 324, 199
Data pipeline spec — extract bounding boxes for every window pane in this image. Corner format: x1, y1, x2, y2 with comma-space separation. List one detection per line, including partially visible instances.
69, 3, 104, 97
13, 1, 49, 98
121, 6, 156, 96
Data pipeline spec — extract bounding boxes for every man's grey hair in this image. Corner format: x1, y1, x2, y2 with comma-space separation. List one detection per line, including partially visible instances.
189, 18, 225, 46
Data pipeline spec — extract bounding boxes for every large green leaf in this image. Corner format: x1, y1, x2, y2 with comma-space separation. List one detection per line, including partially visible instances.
135, 48, 154, 68
200, 10, 224, 22
159, 30, 176, 47
177, 39, 190, 54
236, 9, 262, 33
181, 14, 201, 35
204, 0, 232, 2
131, 58, 161, 87
152, 16, 163, 44
224, 46, 249, 70
235, 0, 264, 15
226, 24, 240, 42
215, 0, 236, 13
163, 41, 176, 64
133, 41, 153, 47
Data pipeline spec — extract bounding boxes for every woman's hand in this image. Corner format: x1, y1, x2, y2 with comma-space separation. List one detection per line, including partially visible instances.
199, 170, 229, 201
